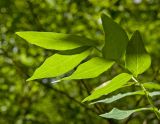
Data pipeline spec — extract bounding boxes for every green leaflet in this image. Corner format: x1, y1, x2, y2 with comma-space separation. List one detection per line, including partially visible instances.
143, 82, 160, 90
125, 30, 151, 76
82, 73, 132, 102
27, 49, 91, 81
101, 14, 129, 60
16, 32, 97, 50
100, 108, 152, 120
63, 57, 114, 80
91, 91, 160, 104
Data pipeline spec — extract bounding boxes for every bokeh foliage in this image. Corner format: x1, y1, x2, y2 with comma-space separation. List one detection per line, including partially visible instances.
0, 0, 160, 123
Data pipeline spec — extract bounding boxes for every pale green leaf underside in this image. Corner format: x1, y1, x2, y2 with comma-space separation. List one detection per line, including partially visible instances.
100, 108, 152, 120
27, 49, 90, 81
91, 91, 144, 104
91, 91, 160, 104
63, 57, 114, 80
101, 14, 129, 60
125, 30, 151, 76
149, 91, 160, 96
82, 73, 132, 102
16, 31, 97, 50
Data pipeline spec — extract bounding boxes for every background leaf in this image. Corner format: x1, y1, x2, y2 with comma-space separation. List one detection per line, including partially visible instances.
16, 32, 97, 50
101, 14, 129, 60
100, 108, 152, 120
63, 57, 114, 80
82, 73, 132, 102
125, 30, 151, 76
27, 49, 90, 81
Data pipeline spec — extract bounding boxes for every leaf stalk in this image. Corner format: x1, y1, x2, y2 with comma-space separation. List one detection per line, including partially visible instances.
132, 77, 160, 120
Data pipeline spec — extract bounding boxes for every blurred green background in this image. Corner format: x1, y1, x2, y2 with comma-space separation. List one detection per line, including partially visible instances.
0, 0, 160, 124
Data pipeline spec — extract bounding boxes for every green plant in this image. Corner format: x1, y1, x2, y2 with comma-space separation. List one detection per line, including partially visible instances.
16, 14, 160, 120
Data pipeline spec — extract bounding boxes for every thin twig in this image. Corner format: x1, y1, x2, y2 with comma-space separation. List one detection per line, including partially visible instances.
80, 80, 105, 114
125, 96, 144, 124
41, 82, 98, 114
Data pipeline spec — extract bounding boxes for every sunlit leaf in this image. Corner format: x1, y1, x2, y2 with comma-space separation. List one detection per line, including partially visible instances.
125, 30, 151, 76
101, 14, 129, 60
82, 73, 132, 102
27, 49, 91, 81
63, 57, 114, 80
16, 32, 97, 50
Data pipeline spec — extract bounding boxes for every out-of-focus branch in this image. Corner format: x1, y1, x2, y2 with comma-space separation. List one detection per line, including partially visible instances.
41, 82, 98, 114
26, 0, 44, 31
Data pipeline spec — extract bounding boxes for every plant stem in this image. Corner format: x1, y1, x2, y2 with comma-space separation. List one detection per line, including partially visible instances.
132, 77, 160, 120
